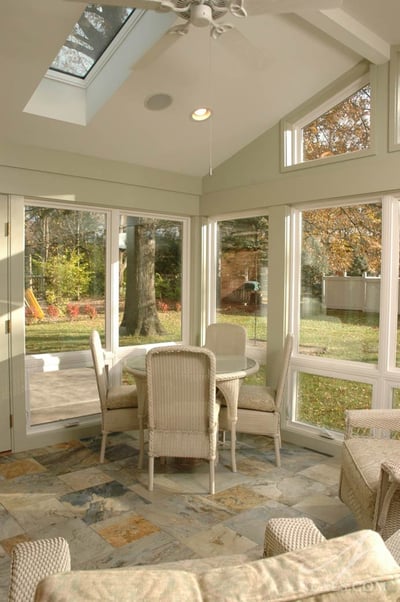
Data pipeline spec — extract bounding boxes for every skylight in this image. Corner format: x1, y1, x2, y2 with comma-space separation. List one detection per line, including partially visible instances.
50, 4, 134, 79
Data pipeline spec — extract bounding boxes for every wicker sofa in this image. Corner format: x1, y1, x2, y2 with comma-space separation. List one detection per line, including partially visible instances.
9, 518, 400, 601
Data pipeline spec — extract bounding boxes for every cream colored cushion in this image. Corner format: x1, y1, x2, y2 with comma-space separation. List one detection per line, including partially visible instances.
35, 530, 400, 601
237, 384, 276, 412
342, 438, 400, 524
106, 385, 138, 410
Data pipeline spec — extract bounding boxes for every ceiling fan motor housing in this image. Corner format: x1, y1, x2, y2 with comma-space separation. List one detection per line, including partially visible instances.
191, 4, 213, 27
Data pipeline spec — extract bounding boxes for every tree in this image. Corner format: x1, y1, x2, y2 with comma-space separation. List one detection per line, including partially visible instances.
120, 217, 164, 336
301, 203, 382, 299
43, 250, 92, 305
51, 5, 133, 77
25, 206, 105, 299
303, 84, 371, 161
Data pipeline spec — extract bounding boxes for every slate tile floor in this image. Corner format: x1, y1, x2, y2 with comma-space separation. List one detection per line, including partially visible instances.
0, 432, 357, 598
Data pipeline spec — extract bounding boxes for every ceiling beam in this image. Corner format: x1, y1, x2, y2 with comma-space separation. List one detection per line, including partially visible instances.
299, 8, 390, 65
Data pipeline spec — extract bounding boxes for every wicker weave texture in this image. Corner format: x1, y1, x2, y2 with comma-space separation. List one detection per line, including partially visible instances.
340, 408, 400, 541
8, 537, 70, 602
146, 345, 218, 493
90, 330, 142, 465
263, 517, 326, 557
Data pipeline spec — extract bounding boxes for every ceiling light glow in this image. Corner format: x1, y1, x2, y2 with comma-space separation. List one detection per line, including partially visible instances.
191, 107, 212, 122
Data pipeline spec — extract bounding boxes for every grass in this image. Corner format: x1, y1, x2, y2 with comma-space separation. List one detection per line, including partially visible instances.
25, 306, 390, 433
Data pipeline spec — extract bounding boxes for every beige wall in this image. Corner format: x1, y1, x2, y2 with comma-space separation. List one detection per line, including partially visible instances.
0, 142, 202, 215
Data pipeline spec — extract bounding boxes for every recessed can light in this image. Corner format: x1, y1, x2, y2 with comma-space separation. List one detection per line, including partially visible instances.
191, 107, 212, 122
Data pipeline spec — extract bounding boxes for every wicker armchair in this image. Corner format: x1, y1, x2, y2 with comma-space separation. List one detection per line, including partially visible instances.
219, 333, 293, 467
205, 322, 247, 356
339, 408, 400, 541
8, 537, 70, 602
146, 345, 219, 494
90, 330, 144, 466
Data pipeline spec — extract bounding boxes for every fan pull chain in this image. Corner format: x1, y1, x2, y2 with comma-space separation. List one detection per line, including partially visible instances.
208, 33, 213, 176
209, 116, 213, 176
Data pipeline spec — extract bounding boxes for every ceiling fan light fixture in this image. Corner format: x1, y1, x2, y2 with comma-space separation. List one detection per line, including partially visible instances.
191, 107, 212, 122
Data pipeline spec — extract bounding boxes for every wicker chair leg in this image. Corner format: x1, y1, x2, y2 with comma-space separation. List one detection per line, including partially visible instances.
148, 456, 154, 491
100, 431, 107, 464
273, 435, 281, 468
209, 460, 215, 495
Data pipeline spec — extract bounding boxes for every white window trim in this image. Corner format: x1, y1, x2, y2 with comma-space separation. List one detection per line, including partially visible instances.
281, 60, 375, 171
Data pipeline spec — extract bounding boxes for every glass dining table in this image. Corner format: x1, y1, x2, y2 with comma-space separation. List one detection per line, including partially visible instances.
124, 350, 259, 473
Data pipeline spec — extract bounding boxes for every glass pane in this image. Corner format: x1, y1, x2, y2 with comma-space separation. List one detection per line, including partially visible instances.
216, 215, 268, 366
25, 206, 106, 353
119, 215, 183, 346
25, 205, 106, 426
50, 5, 134, 78
296, 372, 372, 433
302, 84, 371, 162
300, 203, 381, 363
393, 388, 400, 408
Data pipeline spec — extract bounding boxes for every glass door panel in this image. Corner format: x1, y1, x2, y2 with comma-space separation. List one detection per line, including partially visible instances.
24, 204, 106, 426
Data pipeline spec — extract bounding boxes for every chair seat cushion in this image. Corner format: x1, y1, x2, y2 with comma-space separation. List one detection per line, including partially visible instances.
341, 438, 400, 525
237, 384, 276, 412
106, 385, 138, 409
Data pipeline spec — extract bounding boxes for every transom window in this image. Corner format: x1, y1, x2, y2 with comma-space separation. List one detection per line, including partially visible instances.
282, 62, 373, 169
50, 4, 134, 79
302, 83, 371, 162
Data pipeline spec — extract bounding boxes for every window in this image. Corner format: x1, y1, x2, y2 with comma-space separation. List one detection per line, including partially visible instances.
288, 197, 400, 442
209, 215, 268, 385
50, 5, 134, 79
118, 214, 185, 347
302, 84, 370, 162
300, 203, 382, 364
282, 62, 373, 169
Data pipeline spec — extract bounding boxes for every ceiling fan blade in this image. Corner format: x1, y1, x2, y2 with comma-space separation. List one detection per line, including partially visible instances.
65, 0, 168, 9
246, 0, 343, 15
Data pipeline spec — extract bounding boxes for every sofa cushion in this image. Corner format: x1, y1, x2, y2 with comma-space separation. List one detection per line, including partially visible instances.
341, 438, 400, 526
34, 530, 400, 601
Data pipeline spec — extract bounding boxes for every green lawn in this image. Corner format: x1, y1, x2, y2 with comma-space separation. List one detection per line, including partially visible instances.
25, 307, 392, 433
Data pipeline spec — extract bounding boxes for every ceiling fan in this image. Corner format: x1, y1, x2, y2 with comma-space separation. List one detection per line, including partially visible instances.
86, 0, 343, 39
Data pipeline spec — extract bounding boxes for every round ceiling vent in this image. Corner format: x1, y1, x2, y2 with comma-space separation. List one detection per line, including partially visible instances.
144, 93, 173, 111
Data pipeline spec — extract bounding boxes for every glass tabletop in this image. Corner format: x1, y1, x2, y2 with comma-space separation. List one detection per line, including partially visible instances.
125, 352, 257, 375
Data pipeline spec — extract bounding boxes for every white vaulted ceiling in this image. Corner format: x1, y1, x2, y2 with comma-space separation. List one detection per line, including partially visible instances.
1, 1, 399, 177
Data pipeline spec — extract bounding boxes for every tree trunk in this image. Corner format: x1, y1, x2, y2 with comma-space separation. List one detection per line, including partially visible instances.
120, 217, 164, 336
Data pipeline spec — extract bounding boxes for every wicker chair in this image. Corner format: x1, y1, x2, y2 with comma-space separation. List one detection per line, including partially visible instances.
90, 330, 144, 466
339, 408, 400, 541
205, 322, 247, 356
8, 537, 70, 602
219, 333, 293, 467
146, 345, 219, 494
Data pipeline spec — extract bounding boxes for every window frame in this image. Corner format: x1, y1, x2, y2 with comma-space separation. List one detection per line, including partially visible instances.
284, 195, 400, 452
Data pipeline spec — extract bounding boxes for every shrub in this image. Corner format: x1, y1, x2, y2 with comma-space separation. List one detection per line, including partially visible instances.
66, 303, 80, 319
47, 305, 60, 319
157, 300, 169, 312
84, 304, 97, 319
